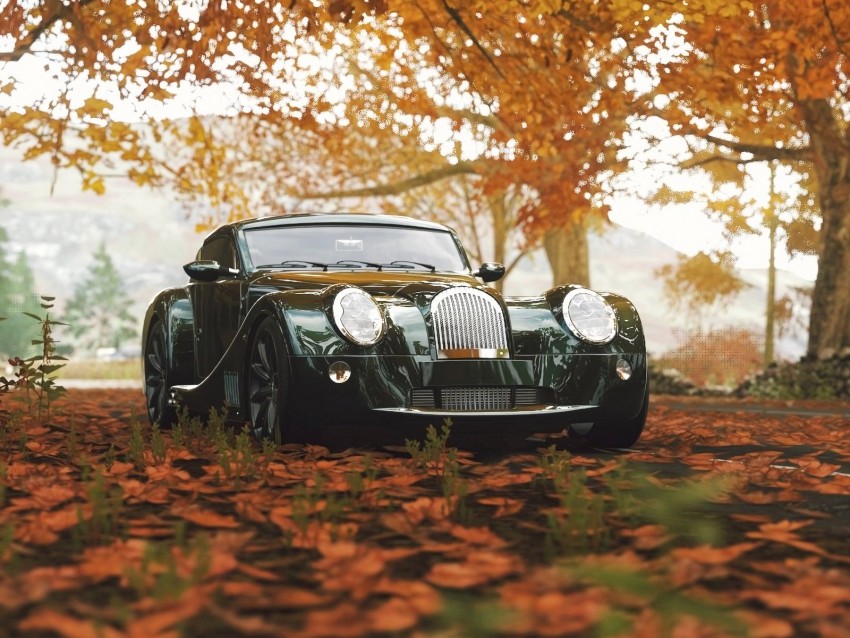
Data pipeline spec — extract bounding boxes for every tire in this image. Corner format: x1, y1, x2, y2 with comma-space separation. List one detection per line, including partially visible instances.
247, 317, 297, 444
144, 320, 177, 429
571, 386, 649, 449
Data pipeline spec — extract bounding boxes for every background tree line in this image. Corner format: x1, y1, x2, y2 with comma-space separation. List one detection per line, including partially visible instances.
0, 198, 136, 359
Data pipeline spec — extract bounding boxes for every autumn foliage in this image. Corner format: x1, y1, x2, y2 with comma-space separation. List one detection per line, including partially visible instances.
655, 327, 764, 387
0, 389, 849, 636
2, 1, 850, 353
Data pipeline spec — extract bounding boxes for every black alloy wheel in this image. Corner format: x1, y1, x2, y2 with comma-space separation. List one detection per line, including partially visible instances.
248, 317, 292, 444
144, 320, 176, 428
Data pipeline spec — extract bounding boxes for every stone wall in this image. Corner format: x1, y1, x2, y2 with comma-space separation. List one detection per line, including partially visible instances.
734, 350, 850, 400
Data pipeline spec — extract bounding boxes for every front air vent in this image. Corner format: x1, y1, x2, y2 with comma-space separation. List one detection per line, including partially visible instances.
440, 387, 512, 411
430, 288, 509, 358
409, 387, 553, 411
410, 388, 435, 408
515, 388, 539, 406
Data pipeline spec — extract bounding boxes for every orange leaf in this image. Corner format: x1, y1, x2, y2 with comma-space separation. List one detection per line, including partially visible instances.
426, 551, 523, 588
367, 597, 420, 633
450, 524, 507, 547
671, 542, 761, 565
622, 524, 669, 550
792, 457, 841, 478
476, 496, 525, 517
19, 609, 124, 638
172, 504, 240, 529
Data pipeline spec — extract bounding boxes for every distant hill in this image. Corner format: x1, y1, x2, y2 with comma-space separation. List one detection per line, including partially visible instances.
0, 145, 810, 359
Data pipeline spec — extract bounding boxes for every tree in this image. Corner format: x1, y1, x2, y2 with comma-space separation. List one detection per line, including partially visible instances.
63, 243, 137, 355
369, 176, 537, 293
634, 1, 850, 357
1, 2, 655, 289
650, 157, 818, 364
657, 250, 750, 329
0, 246, 42, 359
16, 1, 850, 354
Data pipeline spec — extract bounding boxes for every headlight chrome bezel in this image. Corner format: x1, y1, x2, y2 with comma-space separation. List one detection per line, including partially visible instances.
562, 288, 618, 345
332, 287, 385, 346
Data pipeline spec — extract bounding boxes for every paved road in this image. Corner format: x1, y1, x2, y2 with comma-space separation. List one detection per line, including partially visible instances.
654, 396, 850, 419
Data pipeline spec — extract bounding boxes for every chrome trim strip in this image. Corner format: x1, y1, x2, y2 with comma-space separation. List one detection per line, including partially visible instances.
436, 348, 511, 359
375, 405, 595, 417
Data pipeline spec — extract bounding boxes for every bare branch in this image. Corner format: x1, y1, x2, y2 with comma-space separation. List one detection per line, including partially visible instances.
440, 0, 505, 79
297, 161, 483, 199
703, 134, 811, 162
0, 0, 98, 62
822, 0, 850, 59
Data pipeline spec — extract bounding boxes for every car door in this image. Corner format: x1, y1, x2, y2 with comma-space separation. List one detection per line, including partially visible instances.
189, 233, 246, 379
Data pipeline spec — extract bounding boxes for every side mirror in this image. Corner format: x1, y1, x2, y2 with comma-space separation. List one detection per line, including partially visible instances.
183, 260, 239, 282
474, 262, 506, 283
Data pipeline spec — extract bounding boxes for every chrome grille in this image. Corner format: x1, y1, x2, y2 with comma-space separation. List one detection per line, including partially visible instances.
431, 288, 509, 358
410, 388, 435, 408
441, 387, 512, 411
515, 388, 539, 406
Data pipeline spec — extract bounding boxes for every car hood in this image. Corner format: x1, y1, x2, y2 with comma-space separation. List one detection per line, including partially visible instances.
248, 270, 492, 300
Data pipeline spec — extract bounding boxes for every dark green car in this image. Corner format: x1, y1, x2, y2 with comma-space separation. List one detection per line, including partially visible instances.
142, 213, 648, 447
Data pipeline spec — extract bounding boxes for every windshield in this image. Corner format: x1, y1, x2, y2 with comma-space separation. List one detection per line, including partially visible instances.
243, 224, 468, 272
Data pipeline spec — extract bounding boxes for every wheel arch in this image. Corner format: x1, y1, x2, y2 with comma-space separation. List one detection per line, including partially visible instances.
142, 288, 195, 387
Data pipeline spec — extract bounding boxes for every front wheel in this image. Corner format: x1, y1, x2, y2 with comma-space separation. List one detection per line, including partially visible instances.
247, 317, 298, 444
144, 320, 176, 429
570, 386, 649, 449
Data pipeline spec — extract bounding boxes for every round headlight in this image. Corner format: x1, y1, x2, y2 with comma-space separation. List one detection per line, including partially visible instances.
562, 288, 618, 344
332, 288, 385, 346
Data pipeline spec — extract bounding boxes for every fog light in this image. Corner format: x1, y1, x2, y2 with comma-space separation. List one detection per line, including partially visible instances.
329, 361, 351, 384
615, 359, 632, 381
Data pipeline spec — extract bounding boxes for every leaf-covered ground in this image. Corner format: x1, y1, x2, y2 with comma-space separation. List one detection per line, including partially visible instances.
1, 390, 850, 637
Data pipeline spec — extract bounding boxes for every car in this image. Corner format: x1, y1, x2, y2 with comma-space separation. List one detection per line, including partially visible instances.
142, 213, 648, 447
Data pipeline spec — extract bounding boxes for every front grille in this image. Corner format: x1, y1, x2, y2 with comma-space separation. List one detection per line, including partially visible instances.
515, 388, 539, 406
410, 388, 435, 408
441, 387, 512, 411
408, 387, 552, 411
430, 288, 509, 357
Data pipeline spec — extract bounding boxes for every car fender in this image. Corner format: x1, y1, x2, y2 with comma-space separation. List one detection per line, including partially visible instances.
142, 287, 195, 386
246, 286, 430, 358
507, 285, 646, 356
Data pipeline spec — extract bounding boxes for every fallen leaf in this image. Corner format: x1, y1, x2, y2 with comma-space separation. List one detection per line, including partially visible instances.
426, 551, 523, 588
671, 542, 761, 565
450, 524, 507, 547
19, 609, 124, 638
476, 496, 525, 517
171, 503, 240, 529
367, 597, 420, 633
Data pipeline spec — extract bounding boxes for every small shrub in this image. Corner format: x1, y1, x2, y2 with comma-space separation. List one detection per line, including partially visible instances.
655, 327, 763, 387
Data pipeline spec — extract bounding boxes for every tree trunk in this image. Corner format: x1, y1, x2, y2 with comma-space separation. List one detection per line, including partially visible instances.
543, 220, 590, 287
764, 211, 776, 367
488, 193, 507, 293
801, 98, 850, 358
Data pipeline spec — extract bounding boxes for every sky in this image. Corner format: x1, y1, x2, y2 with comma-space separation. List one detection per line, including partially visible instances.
610, 199, 819, 282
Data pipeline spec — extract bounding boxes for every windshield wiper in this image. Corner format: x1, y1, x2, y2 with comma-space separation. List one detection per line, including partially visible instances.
331, 260, 384, 270
387, 260, 436, 272
256, 260, 328, 270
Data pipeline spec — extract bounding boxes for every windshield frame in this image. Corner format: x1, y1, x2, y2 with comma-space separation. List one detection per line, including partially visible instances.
238, 222, 472, 274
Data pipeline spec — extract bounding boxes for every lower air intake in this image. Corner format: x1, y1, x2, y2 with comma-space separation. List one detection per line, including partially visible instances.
440, 387, 512, 411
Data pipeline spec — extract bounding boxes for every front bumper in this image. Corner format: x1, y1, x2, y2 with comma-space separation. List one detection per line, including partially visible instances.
285, 353, 647, 432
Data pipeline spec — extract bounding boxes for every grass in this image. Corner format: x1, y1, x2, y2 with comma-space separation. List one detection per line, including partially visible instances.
60, 358, 142, 380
